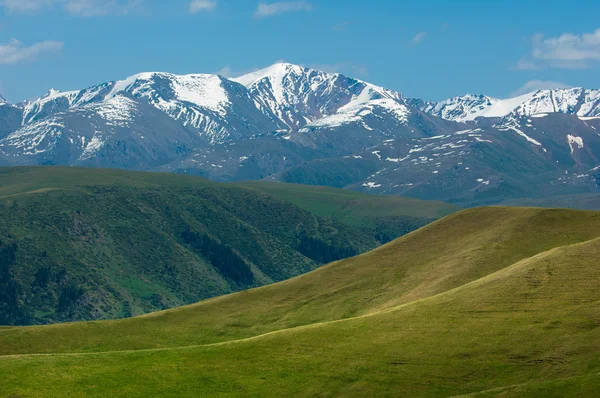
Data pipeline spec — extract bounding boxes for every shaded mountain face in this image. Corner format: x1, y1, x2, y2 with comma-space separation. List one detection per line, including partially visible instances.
1, 64, 600, 205
0, 99, 23, 140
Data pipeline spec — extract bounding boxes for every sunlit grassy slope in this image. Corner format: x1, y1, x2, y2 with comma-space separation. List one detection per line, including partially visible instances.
1, 207, 599, 396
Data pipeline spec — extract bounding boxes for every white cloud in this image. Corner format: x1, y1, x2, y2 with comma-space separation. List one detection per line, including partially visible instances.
511, 80, 572, 97
517, 29, 600, 69
189, 0, 216, 13
0, 0, 57, 13
411, 32, 426, 45
215, 66, 235, 77
1, 0, 142, 16
308, 62, 369, 77
65, 0, 141, 16
215, 65, 265, 78
0, 38, 63, 65
254, 1, 312, 18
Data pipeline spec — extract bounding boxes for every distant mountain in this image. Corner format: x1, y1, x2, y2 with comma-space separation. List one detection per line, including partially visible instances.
411, 88, 600, 122
0, 65, 599, 206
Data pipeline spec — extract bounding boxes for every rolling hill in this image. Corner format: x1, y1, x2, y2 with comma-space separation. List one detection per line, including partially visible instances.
0, 166, 453, 325
1, 207, 599, 396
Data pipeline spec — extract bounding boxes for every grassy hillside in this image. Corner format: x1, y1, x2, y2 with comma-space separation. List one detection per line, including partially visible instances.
0, 166, 452, 326
237, 181, 458, 245
236, 181, 457, 226
502, 193, 600, 211
1, 207, 599, 396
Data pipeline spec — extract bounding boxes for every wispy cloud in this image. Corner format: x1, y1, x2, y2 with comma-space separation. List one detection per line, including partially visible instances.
332, 21, 351, 32
411, 32, 426, 45
510, 80, 572, 97
516, 28, 600, 70
65, 0, 142, 16
189, 0, 216, 13
216, 61, 368, 79
254, 1, 312, 18
215, 64, 269, 78
0, 0, 57, 13
308, 62, 369, 77
0, 0, 142, 16
215, 66, 245, 78
0, 38, 63, 65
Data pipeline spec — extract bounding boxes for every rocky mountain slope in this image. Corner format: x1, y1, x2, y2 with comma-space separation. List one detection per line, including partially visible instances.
411, 87, 600, 122
1, 64, 599, 205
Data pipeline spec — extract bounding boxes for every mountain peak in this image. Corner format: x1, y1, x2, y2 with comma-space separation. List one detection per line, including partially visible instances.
232, 62, 312, 88
43, 88, 61, 98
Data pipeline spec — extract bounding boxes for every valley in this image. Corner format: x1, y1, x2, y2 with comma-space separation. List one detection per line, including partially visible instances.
0, 166, 454, 325
1, 206, 599, 396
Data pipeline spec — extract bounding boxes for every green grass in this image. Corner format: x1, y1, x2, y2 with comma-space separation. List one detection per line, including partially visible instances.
502, 193, 600, 211
0, 166, 452, 326
1, 207, 599, 396
236, 180, 457, 226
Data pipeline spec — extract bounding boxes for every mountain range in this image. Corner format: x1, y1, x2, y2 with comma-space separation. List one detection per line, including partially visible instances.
1, 63, 599, 206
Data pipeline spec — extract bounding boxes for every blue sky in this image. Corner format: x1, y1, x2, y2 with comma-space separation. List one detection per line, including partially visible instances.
0, 0, 599, 102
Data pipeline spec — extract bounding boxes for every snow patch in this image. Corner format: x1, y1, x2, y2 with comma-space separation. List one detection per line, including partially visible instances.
567, 134, 584, 154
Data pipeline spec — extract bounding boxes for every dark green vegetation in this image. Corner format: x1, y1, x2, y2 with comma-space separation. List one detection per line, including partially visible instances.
0, 207, 599, 396
0, 166, 453, 325
238, 181, 457, 244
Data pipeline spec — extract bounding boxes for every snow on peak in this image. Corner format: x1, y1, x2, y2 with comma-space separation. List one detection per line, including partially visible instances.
420, 94, 500, 122
233, 62, 404, 130
422, 88, 600, 122
307, 98, 409, 129
233, 63, 300, 87
107, 72, 232, 117
511, 88, 600, 118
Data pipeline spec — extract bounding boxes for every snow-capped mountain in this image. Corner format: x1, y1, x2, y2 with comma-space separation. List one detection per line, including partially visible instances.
406, 94, 500, 123
233, 63, 406, 130
2, 94, 203, 168
1, 63, 600, 206
413, 88, 600, 122
20, 73, 283, 144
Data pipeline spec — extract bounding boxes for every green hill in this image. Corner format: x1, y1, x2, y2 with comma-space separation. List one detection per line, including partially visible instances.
1, 207, 599, 396
235, 181, 457, 226
0, 166, 453, 326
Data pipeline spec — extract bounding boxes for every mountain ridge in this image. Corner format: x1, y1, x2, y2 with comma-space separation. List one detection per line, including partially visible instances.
1, 64, 600, 206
